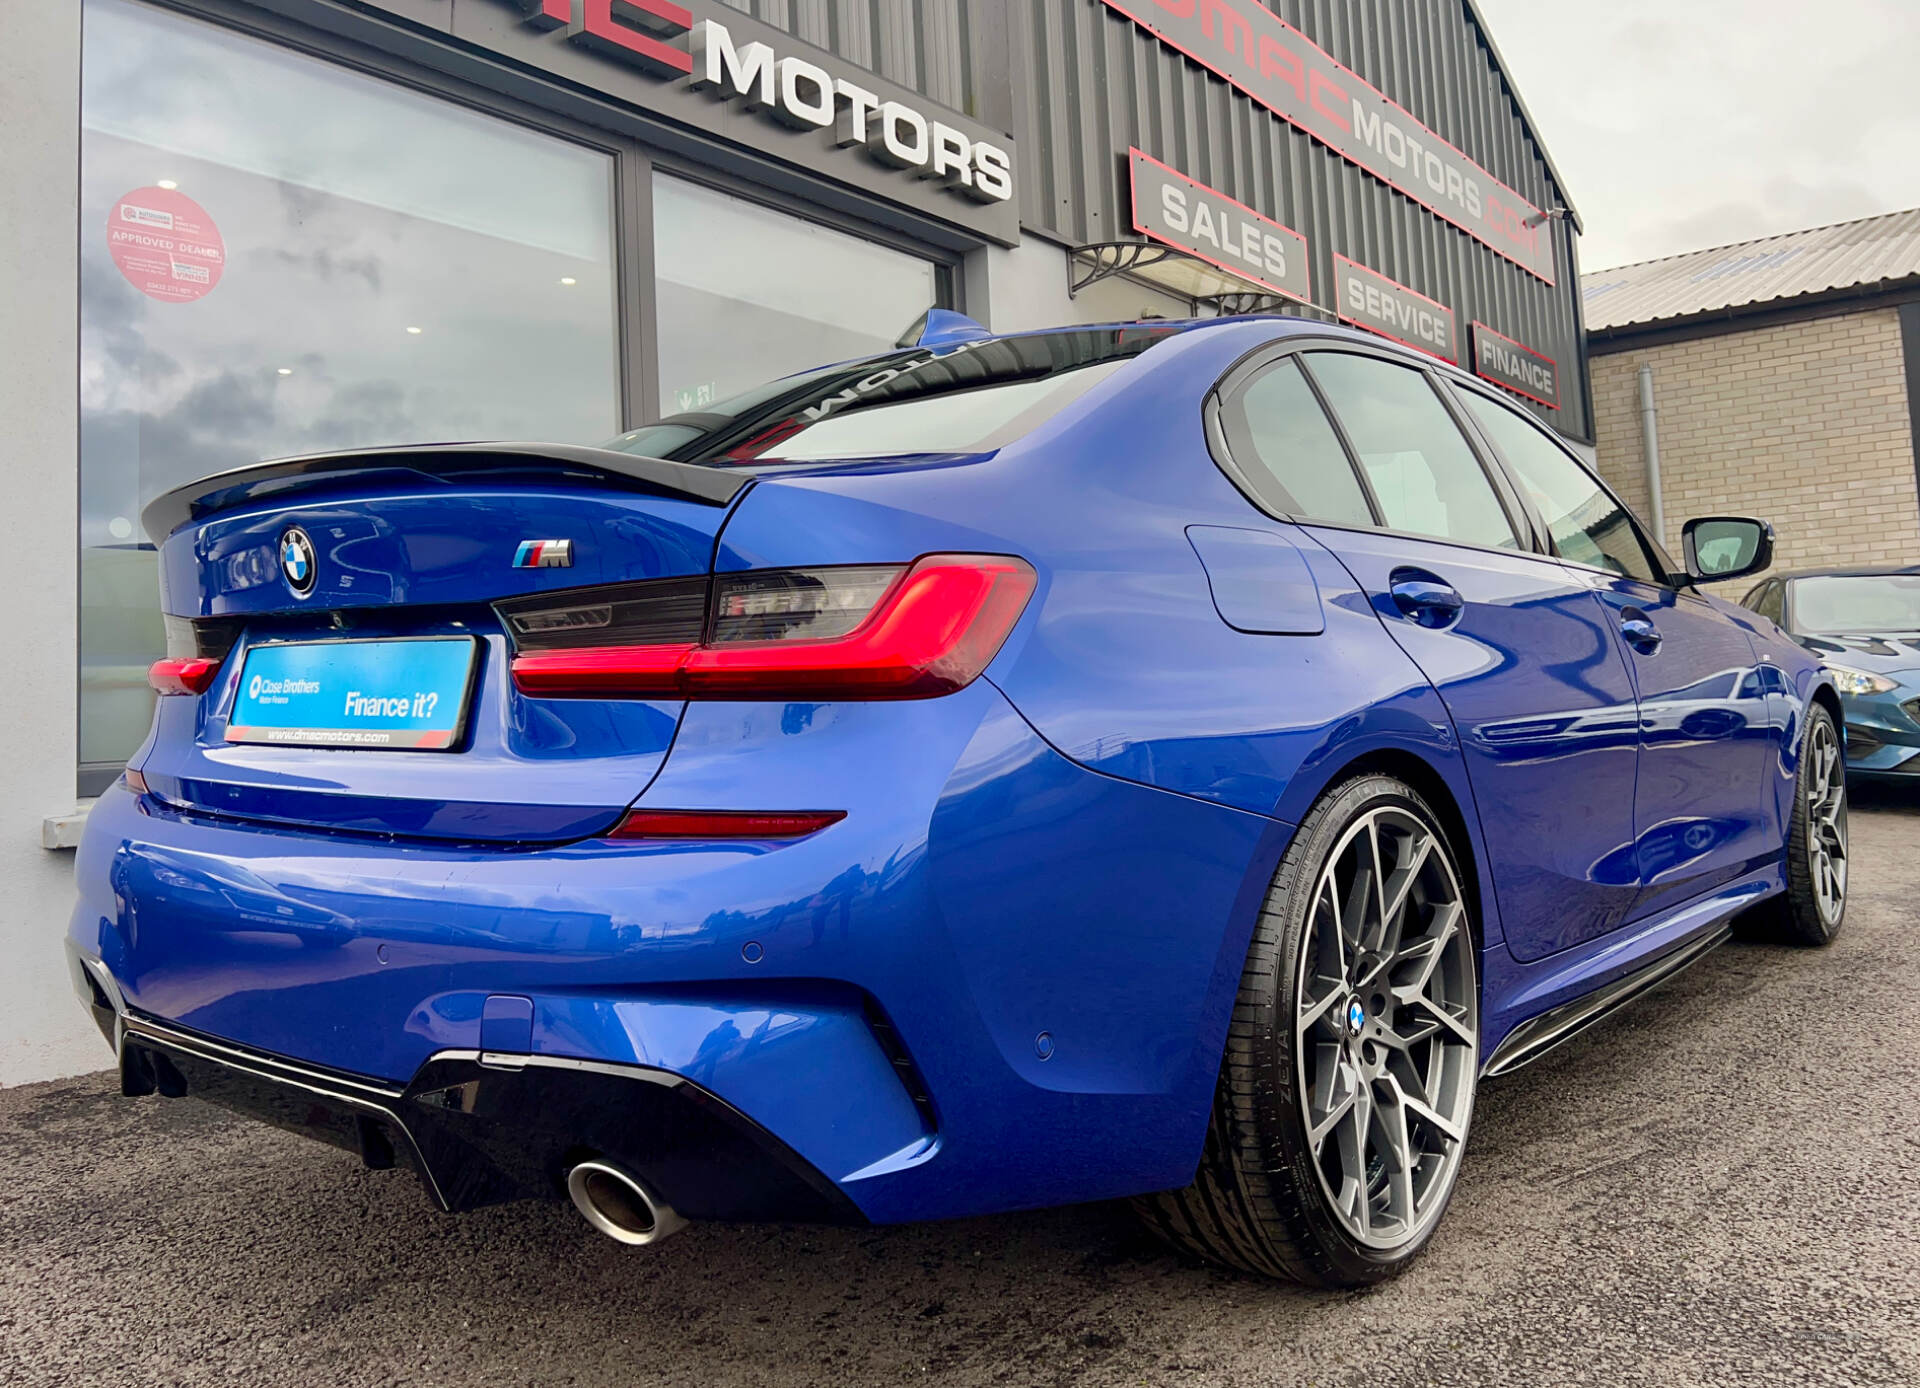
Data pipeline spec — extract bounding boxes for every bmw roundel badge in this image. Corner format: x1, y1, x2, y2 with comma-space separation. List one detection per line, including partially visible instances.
280, 526, 317, 596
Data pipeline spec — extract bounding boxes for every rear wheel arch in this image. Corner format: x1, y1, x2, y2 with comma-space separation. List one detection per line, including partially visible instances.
1282, 748, 1488, 959
1140, 762, 1484, 1282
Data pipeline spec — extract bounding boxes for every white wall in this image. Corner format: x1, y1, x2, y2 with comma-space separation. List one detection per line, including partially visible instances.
0, 4, 106, 1086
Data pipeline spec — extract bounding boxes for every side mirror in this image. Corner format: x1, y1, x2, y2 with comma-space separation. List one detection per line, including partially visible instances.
1682, 516, 1774, 583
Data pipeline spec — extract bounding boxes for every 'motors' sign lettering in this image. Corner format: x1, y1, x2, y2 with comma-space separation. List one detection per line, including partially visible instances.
1101, 0, 1555, 283
515, 1, 1014, 204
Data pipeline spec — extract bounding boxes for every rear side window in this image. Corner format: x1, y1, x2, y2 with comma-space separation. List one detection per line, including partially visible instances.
1304, 353, 1518, 550
1223, 359, 1374, 527
1457, 389, 1660, 584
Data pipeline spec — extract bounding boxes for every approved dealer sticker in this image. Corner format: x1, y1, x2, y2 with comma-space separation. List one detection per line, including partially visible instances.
108, 187, 225, 304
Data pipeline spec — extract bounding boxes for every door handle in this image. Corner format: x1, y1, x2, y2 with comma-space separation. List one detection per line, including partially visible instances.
1620, 610, 1663, 652
1389, 573, 1465, 629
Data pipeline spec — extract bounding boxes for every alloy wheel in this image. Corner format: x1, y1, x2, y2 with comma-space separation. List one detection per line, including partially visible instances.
1294, 806, 1477, 1249
1806, 717, 1848, 924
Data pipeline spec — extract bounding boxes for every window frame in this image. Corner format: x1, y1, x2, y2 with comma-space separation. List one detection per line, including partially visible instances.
1210, 356, 1376, 528
1742, 578, 1787, 628
1440, 374, 1688, 596
1207, 335, 1548, 560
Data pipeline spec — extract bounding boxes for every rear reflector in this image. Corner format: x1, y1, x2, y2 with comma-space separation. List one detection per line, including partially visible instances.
510, 553, 1036, 701
608, 809, 845, 840
148, 656, 223, 696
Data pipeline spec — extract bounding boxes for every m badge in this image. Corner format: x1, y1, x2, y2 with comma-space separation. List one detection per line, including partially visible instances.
513, 540, 574, 569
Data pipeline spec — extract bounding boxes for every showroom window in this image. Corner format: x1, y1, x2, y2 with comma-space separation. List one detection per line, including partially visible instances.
79, 0, 621, 788
652, 175, 940, 413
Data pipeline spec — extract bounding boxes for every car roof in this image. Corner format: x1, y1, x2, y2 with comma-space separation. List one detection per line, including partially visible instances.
1777, 566, 1920, 583
974, 312, 1498, 391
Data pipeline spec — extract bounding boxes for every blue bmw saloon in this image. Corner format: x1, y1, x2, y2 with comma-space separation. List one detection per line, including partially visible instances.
69, 315, 1845, 1285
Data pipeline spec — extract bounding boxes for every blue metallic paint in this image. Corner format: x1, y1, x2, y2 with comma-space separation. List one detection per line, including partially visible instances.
1185, 525, 1325, 634
73, 315, 1837, 1228
1298, 524, 1646, 960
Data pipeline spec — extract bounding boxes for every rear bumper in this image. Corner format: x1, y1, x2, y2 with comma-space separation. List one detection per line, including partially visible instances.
76, 975, 858, 1224
69, 683, 1288, 1223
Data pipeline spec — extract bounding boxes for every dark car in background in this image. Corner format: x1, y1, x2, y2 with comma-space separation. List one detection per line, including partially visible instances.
1742, 568, 1920, 777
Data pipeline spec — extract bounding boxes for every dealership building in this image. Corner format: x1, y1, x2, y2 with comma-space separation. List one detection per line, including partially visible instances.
1, 0, 1589, 1084
1585, 209, 1920, 574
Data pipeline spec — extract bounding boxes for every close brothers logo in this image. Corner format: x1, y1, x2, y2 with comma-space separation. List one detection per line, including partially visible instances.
513, 1, 1014, 205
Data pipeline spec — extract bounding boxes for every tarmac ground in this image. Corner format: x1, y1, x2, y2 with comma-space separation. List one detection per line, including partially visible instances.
4, 792, 1917, 1387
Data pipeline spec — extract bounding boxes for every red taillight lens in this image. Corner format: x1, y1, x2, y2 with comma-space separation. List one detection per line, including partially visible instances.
510, 554, 1037, 701
608, 809, 845, 840
147, 656, 223, 696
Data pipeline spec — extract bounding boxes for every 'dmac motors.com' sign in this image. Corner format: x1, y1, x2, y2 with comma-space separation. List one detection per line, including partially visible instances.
1102, 0, 1555, 283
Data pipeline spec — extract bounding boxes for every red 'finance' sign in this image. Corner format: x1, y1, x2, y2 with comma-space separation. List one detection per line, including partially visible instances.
108, 187, 225, 304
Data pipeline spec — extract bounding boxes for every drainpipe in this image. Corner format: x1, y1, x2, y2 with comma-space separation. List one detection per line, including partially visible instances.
1637, 363, 1666, 546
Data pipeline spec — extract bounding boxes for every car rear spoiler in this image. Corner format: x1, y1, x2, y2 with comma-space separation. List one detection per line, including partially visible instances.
141, 442, 750, 542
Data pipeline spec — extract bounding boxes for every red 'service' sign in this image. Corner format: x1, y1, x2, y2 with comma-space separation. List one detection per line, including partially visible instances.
108, 187, 225, 304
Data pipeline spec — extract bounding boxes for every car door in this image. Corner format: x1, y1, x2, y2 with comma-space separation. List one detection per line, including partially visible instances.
1224, 346, 1645, 959
1450, 384, 1776, 924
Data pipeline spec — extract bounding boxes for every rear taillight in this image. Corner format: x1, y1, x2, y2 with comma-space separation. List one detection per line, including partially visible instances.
506, 554, 1036, 701
147, 657, 222, 696
150, 614, 244, 695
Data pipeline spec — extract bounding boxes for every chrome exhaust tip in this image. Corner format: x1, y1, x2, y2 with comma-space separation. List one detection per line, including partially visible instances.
566, 1160, 688, 1246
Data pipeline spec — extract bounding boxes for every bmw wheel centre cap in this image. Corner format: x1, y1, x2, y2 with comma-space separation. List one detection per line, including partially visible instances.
280, 526, 317, 596
1345, 997, 1367, 1037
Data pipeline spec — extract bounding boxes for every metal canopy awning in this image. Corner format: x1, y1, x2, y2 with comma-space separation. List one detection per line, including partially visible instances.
1068, 240, 1332, 320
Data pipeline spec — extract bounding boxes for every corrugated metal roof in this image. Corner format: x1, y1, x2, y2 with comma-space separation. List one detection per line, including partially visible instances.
1581, 207, 1920, 332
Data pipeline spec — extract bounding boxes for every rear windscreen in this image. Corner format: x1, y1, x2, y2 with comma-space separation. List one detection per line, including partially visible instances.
604, 325, 1182, 466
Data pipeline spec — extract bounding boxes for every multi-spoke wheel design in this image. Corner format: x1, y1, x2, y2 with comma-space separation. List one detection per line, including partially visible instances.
1804, 714, 1848, 926
1134, 775, 1479, 1284
1295, 806, 1476, 1249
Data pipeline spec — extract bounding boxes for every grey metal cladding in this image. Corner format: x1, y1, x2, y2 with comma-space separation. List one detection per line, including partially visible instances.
712, 0, 974, 109
1012, 0, 1590, 441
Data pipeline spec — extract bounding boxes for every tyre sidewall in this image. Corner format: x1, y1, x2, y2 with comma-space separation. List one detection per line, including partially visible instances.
1254, 774, 1479, 1285
1790, 702, 1847, 942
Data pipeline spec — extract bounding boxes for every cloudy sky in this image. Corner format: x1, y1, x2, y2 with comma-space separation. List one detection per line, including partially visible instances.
1472, 0, 1920, 275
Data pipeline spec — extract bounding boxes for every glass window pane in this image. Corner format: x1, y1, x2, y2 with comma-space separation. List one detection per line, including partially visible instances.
756, 364, 1126, 461
608, 326, 1180, 465
1459, 390, 1657, 583
653, 175, 936, 411
1306, 355, 1517, 549
1759, 583, 1786, 626
1790, 575, 1920, 635
80, 0, 620, 774
1228, 360, 1373, 526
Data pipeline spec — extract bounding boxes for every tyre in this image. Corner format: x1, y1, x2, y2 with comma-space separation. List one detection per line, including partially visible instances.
1136, 773, 1478, 1285
1737, 700, 1848, 946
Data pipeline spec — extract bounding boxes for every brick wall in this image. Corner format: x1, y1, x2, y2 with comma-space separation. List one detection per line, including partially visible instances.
1590, 306, 1920, 581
